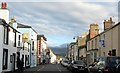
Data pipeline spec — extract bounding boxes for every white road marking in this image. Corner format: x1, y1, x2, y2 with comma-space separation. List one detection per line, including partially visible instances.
34, 65, 45, 73
56, 65, 62, 73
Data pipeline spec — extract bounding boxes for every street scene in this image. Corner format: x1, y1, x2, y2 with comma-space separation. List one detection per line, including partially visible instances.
0, 0, 120, 73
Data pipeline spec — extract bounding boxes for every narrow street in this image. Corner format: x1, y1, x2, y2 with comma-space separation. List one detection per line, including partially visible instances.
24, 64, 72, 73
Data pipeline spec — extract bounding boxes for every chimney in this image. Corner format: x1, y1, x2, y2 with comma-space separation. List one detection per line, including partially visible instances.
103, 17, 115, 30
89, 24, 99, 39
1, 2, 7, 9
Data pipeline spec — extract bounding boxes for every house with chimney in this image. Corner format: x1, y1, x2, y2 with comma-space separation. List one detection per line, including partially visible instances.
0, 2, 23, 73
86, 17, 120, 65
10, 18, 30, 68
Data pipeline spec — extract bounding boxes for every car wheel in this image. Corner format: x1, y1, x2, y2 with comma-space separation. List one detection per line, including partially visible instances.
98, 70, 103, 73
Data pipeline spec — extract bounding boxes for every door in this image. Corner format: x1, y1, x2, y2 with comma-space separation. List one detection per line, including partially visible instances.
12, 53, 16, 72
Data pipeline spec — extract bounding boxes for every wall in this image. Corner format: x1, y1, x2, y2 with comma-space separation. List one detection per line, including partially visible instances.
118, 24, 120, 56
0, 25, 4, 73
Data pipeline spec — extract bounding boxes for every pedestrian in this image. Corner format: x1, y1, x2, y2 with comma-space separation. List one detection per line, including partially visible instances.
43, 59, 46, 64
20, 57, 24, 73
17, 52, 21, 73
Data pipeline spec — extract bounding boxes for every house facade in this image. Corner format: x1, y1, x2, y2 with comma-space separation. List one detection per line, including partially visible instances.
17, 23, 37, 67
37, 35, 48, 64
77, 32, 88, 62
0, 19, 22, 73
86, 18, 120, 65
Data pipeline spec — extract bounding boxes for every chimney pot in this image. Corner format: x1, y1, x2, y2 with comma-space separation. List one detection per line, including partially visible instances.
1, 2, 7, 9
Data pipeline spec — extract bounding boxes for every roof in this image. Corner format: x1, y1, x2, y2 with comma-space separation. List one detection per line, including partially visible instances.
17, 23, 37, 33
17, 23, 31, 28
0, 18, 20, 33
88, 22, 120, 41
37, 35, 47, 41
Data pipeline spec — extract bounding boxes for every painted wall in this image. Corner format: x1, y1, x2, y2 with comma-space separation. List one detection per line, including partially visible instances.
0, 25, 20, 72
0, 25, 4, 73
18, 28, 37, 67
0, 9, 9, 23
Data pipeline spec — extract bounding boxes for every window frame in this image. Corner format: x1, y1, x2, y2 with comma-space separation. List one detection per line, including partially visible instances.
3, 26, 9, 45
2, 49, 8, 70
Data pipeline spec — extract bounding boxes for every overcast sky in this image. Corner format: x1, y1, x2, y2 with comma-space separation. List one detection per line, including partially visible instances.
1, 0, 119, 47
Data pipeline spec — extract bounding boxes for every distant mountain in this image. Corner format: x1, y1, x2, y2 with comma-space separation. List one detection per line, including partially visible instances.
48, 43, 68, 57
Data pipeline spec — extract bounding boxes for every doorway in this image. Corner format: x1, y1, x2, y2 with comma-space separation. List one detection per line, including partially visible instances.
12, 53, 16, 72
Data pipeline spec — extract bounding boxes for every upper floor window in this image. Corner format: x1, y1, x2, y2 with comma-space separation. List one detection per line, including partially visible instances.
18, 35, 21, 46
32, 41, 34, 51
4, 26, 9, 45
91, 40, 94, 49
13, 30, 16, 47
95, 38, 97, 49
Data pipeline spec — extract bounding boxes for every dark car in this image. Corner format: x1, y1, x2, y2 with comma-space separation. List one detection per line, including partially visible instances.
68, 60, 89, 73
89, 56, 120, 73
116, 63, 120, 73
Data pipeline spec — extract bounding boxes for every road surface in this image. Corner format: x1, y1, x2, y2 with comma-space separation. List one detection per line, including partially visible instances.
24, 64, 72, 73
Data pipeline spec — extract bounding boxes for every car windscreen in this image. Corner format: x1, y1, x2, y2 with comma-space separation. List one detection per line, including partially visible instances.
107, 57, 120, 67
74, 60, 85, 65
63, 61, 68, 63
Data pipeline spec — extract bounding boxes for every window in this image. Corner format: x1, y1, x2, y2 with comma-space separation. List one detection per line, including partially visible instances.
94, 52, 97, 62
13, 30, 16, 47
87, 42, 90, 50
32, 41, 34, 51
95, 38, 97, 49
10, 55, 13, 63
28, 55, 29, 65
92, 40, 94, 49
18, 35, 21, 46
103, 34, 105, 47
4, 26, 9, 44
2, 49, 8, 70
112, 49, 116, 56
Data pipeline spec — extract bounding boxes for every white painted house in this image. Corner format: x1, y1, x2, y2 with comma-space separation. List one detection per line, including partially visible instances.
50, 49, 57, 64
10, 18, 30, 68
0, 18, 22, 73
0, 2, 23, 73
17, 23, 37, 67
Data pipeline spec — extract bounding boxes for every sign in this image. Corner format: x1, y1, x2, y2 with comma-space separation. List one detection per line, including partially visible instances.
23, 33, 29, 42
99, 39, 105, 48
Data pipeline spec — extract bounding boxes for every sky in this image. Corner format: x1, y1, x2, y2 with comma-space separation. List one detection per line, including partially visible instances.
0, 0, 119, 47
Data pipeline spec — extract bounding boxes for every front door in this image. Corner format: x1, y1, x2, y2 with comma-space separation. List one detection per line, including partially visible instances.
11, 53, 16, 72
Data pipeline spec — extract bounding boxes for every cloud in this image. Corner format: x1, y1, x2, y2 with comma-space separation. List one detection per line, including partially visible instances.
6, 2, 118, 47
1, 0, 119, 2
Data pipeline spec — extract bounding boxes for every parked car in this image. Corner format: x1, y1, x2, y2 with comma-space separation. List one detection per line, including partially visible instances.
116, 63, 120, 73
67, 60, 89, 73
89, 56, 120, 73
61, 60, 69, 67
